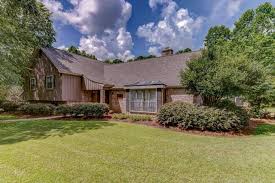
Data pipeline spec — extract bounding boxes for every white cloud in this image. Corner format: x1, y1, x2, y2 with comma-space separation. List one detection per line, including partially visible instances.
79, 28, 134, 61
137, 0, 204, 55
210, 0, 243, 23
40, 0, 134, 61
57, 45, 68, 50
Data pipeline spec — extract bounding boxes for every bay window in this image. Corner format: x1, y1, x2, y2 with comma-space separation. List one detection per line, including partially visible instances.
130, 89, 157, 113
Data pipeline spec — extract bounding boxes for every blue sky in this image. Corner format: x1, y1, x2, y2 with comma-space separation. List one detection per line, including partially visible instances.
41, 0, 274, 60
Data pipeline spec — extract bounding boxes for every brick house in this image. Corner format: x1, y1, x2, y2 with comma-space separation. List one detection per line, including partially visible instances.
24, 47, 201, 113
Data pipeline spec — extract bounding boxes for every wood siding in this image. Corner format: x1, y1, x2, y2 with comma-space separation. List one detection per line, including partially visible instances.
24, 52, 62, 102
61, 74, 82, 102
83, 77, 104, 90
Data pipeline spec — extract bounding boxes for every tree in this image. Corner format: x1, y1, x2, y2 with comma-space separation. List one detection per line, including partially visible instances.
176, 48, 192, 54
0, 0, 55, 87
204, 25, 231, 59
231, 2, 275, 73
67, 46, 97, 60
181, 3, 275, 108
133, 55, 156, 61
181, 51, 271, 106
104, 59, 123, 64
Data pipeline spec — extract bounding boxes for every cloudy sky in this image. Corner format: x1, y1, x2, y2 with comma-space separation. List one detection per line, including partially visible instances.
40, 0, 274, 61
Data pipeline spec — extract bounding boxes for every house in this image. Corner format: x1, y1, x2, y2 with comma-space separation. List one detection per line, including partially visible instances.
24, 47, 201, 113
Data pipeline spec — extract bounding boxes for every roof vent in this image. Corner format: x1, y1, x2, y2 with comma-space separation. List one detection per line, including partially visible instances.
161, 47, 174, 56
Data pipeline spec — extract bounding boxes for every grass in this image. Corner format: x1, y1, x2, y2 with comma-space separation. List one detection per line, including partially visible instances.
0, 114, 18, 120
0, 120, 275, 182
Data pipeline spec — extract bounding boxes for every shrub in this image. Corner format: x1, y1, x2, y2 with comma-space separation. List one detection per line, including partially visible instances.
61, 103, 109, 118
19, 103, 56, 116
158, 102, 249, 132
112, 113, 153, 122
213, 99, 250, 124
0, 101, 22, 112
55, 105, 73, 116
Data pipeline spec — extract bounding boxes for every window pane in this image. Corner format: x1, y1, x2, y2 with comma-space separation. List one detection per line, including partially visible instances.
130, 89, 157, 112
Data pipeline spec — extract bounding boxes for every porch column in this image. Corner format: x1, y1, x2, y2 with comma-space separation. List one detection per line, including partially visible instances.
100, 89, 105, 103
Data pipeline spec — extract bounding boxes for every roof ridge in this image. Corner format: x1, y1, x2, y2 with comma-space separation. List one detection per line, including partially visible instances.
53, 47, 106, 65
104, 50, 202, 66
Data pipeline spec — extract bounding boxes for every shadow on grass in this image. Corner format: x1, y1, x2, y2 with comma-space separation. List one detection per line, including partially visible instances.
253, 124, 275, 136
0, 120, 115, 145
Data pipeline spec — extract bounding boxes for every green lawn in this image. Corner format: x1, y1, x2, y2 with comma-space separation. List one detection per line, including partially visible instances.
0, 120, 275, 183
0, 114, 18, 120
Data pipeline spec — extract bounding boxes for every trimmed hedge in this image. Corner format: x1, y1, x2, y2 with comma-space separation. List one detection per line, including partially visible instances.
19, 103, 56, 116
0, 101, 23, 112
56, 103, 109, 118
157, 102, 249, 132
112, 113, 153, 122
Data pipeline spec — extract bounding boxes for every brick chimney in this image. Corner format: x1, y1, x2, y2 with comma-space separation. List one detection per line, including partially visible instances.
161, 47, 173, 56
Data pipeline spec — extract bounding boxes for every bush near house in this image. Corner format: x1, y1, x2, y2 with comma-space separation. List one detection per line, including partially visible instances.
56, 103, 109, 118
112, 113, 153, 122
158, 102, 249, 132
19, 103, 56, 116
0, 101, 23, 112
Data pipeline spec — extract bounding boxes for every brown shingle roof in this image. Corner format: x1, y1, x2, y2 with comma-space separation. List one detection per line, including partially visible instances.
41, 48, 201, 87
104, 52, 201, 87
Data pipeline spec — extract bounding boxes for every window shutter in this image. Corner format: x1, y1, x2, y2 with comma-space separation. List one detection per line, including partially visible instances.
45, 76, 47, 88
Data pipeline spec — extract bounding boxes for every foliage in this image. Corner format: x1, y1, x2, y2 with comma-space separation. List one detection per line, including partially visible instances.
0, 0, 55, 86
19, 103, 56, 116
176, 48, 192, 54
245, 82, 275, 117
57, 103, 109, 118
104, 59, 124, 64
55, 104, 74, 116
204, 26, 231, 59
0, 101, 23, 112
132, 55, 157, 61
158, 102, 248, 132
181, 3, 274, 108
181, 52, 269, 105
67, 46, 97, 60
112, 113, 153, 122
231, 2, 275, 71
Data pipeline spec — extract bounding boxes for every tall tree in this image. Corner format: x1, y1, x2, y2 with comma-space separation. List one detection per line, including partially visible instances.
181, 2, 275, 109
231, 2, 275, 72
0, 0, 55, 86
204, 25, 231, 59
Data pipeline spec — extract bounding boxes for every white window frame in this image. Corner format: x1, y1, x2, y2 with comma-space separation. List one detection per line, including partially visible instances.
30, 77, 36, 90
129, 89, 157, 113
45, 75, 54, 90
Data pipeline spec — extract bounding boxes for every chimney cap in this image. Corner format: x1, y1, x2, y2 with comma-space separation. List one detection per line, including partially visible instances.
161, 47, 174, 56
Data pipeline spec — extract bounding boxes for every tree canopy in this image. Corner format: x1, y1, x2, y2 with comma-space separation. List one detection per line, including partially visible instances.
181, 2, 275, 110
0, 0, 55, 86
67, 46, 97, 60
176, 48, 192, 54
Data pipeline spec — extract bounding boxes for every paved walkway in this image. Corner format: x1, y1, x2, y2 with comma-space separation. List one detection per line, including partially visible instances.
1, 116, 62, 122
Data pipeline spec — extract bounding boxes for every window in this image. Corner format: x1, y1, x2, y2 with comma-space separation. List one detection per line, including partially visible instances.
130, 89, 157, 113
45, 75, 54, 89
30, 78, 36, 90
